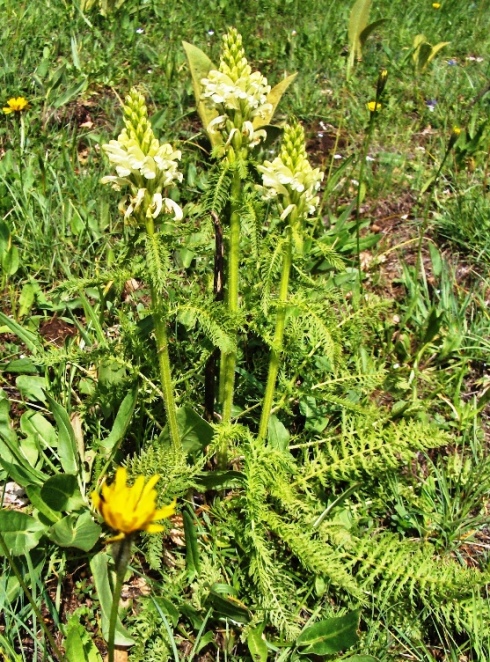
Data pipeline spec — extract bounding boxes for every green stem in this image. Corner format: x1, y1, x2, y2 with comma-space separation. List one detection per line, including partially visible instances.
355, 111, 376, 295
108, 536, 132, 662
0, 533, 64, 661
144, 216, 181, 449
221, 169, 242, 426
258, 229, 293, 442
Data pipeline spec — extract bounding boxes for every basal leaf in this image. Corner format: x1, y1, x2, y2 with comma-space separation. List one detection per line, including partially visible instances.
0, 510, 44, 556
296, 610, 360, 655
253, 73, 297, 129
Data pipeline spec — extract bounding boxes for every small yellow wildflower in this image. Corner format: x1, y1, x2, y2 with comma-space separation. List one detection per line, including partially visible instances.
452, 126, 461, 136
366, 101, 382, 112
3, 97, 29, 114
92, 467, 176, 541
432, 2, 441, 8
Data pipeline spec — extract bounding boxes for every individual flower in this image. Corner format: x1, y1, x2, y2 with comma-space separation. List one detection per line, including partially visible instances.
200, 28, 272, 152
92, 467, 176, 541
101, 88, 183, 222
3, 97, 29, 114
432, 2, 441, 8
366, 101, 382, 112
256, 122, 324, 221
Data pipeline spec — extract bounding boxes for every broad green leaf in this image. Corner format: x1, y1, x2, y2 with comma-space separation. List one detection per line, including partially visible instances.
426, 41, 450, 67
47, 395, 79, 474
18, 282, 39, 318
415, 42, 434, 72
25, 485, 61, 523
296, 610, 360, 655
48, 511, 101, 551
358, 19, 386, 48
21, 411, 58, 451
253, 73, 297, 129
347, 0, 372, 76
90, 551, 135, 646
182, 41, 221, 146
16, 375, 47, 403
267, 415, 290, 451
40, 474, 84, 512
196, 469, 245, 490
204, 588, 250, 624
99, 389, 137, 456
161, 406, 214, 454
52, 78, 88, 108
344, 656, 378, 662
0, 510, 44, 556
0, 457, 44, 488
247, 625, 268, 662
183, 508, 200, 578
65, 611, 103, 662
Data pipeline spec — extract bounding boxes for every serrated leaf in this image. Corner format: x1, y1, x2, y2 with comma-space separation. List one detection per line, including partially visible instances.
297, 610, 360, 655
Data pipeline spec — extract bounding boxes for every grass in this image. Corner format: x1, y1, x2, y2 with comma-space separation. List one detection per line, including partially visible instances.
1, 0, 490, 660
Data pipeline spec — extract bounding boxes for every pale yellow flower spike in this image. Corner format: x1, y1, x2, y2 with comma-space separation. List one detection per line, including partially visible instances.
3, 97, 29, 114
92, 467, 176, 541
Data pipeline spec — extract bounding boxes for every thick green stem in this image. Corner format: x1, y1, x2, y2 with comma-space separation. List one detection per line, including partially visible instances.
258, 230, 293, 442
0, 534, 64, 661
108, 536, 132, 662
144, 216, 181, 449
221, 169, 242, 426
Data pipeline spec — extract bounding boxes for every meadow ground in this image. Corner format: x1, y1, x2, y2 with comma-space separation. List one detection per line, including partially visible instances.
1, 0, 490, 660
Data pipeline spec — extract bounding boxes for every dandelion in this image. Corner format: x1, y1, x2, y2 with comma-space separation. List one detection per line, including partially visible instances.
3, 97, 29, 114
366, 101, 382, 113
432, 2, 441, 8
92, 466, 176, 541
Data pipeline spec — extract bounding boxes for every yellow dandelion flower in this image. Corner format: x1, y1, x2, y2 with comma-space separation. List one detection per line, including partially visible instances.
92, 467, 176, 541
432, 2, 441, 8
366, 101, 382, 112
3, 97, 29, 114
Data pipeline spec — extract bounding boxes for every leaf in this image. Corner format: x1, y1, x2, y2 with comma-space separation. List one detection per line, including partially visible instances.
0, 311, 43, 354
0, 510, 45, 556
90, 552, 135, 647
47, 395, 79, 474
426, 41, 450, 67
65, 611, 103, 662
48, 511, 101, 551
347, 0, 372, 76
267, 415, 290, 451
161, 406, 214, 454
52, 78, 88, 108
40, 474, 84, 512
253, 73, 297, 129
196, 469, 245, 490
247, 625, 268, 662
204, 589, 250, 624
16, 375, 47, 403
182, 41, 221, 146
183, 508, 200, 578
296, 610, 360, 655
25, 485, 61, 524
344, 656, 378, 662
99, 389, 137, 457
358, 18, 386, 48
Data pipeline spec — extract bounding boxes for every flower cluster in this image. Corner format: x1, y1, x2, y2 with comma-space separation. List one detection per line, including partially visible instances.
200, 28, 272, 151
101, 88, 183, 222
92, 467, 176, 541
257, 123, 324, 221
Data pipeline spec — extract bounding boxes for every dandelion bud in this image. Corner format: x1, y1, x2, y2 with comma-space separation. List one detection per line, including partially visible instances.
376, 69, 388, 98
448, 125, 462, 150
